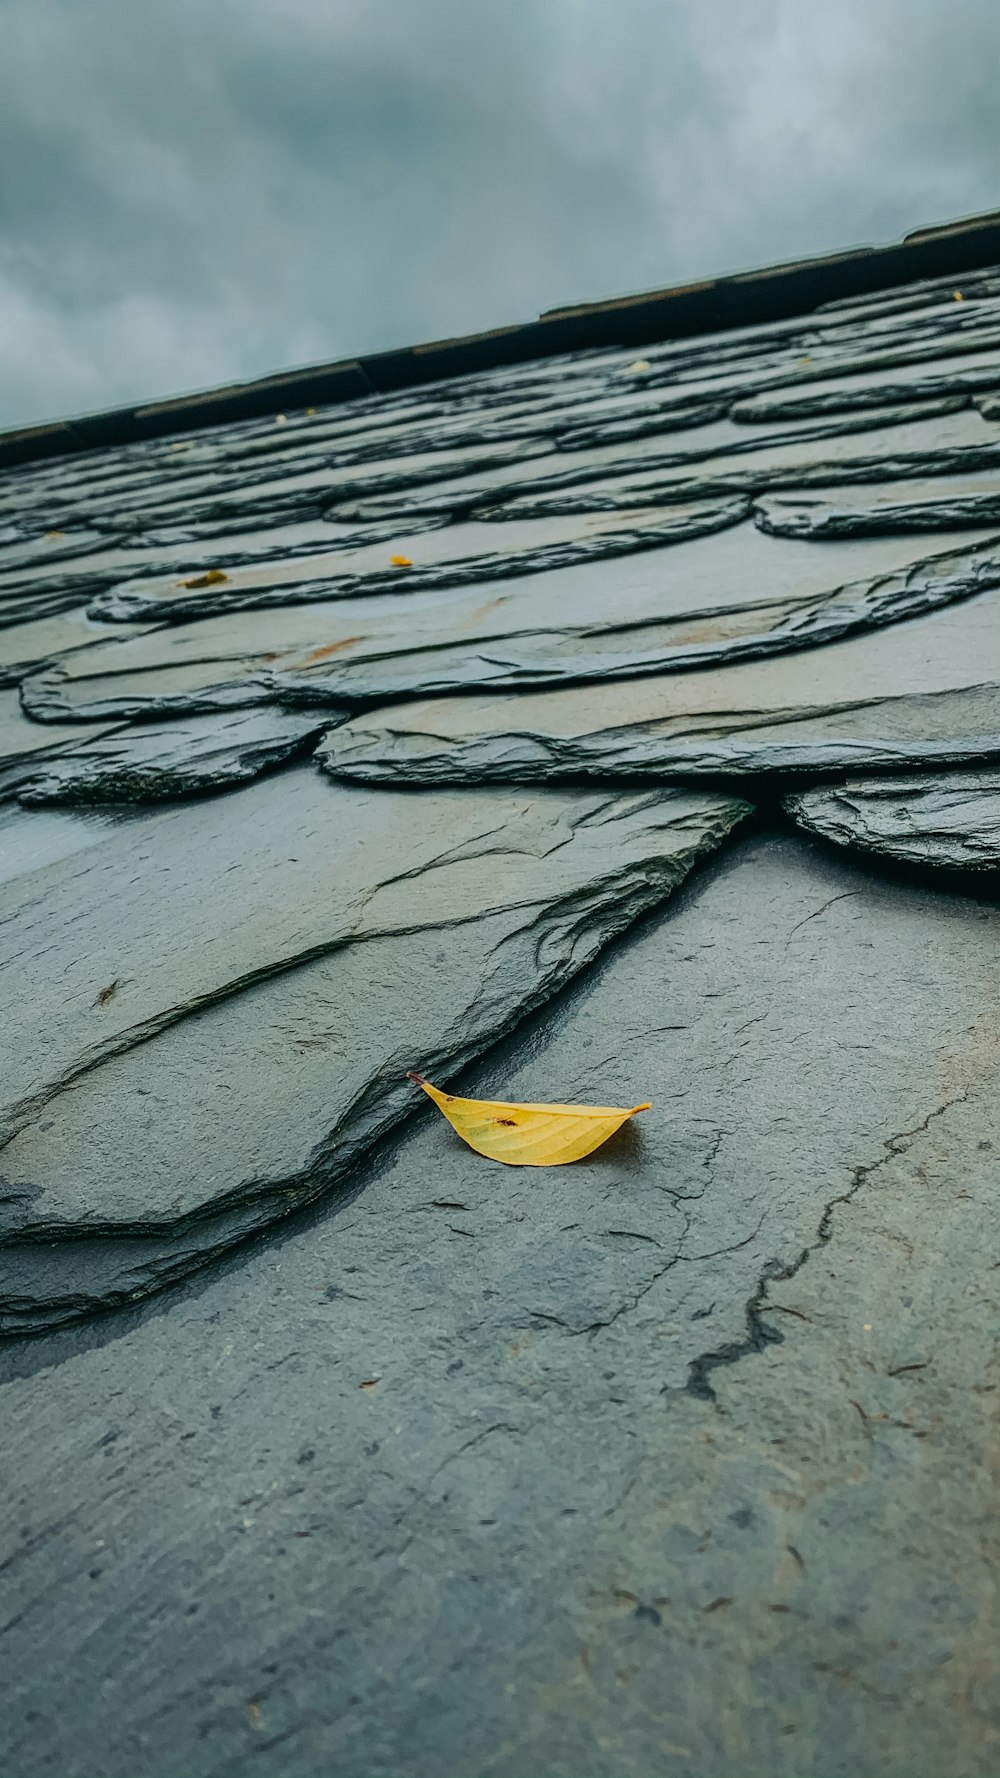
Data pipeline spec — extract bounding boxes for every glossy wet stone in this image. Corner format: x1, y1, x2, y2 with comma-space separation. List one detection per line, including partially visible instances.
272, 531, 1000, 703
785, 768, 1000, 869
16, 709, 325, 805
729, 344, 1000, 421
320, 578, 1000, 784
0, 769, 746, 1328
336, 400, 984, 523
86, 496, 750, 624
754, 473, 1000, 537
0, 689, 123, 798
27, 526, 993, 721
2, 832, 998, 1775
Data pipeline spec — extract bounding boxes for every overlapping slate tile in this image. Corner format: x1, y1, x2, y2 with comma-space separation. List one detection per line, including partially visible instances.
16, 709, 325, 805
86, 495, 749, 623
0, 689, 124, 798
341, 403, 1000, 523
0, 767, 747, 1329
23, 528, 997, 720
785, 768, 1000, 869
2, 830, 998, 1775
0, 609, 151, 686
320, 573, 1000, 783
754, 471, 1000, 538
730, 345, 1000, 420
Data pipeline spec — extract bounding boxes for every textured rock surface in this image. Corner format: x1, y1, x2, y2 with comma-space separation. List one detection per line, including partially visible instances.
320, 578, 1000, 783
754, 473, 1000, 537
25, 527, 1000, 719
0, 769, 746, 1328
87, 496, 749, 623
2, 832, 998, 1775
0, 689, 123, 798
5, 250, 1000, 1776
16, 709, 325, 805
786, 768, 1000, 869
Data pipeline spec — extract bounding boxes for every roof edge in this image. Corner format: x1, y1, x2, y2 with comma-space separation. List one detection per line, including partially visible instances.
4, 207, 1000, 471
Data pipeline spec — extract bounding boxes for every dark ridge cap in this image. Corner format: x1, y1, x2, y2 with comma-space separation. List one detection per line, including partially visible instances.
3, 208, 1000, 472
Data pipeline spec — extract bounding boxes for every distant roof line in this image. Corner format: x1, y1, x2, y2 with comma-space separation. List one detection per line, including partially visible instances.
4, 206, 1000, 471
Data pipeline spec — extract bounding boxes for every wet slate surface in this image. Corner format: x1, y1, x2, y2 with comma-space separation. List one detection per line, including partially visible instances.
0, 768, 745, 1329
2, 831, 999, 1776
16, 709, 326, 805
24, 526, 1000, 720
0, 689, 124, 798
4, 252, 1000, 1777
754, 472, 1000, 538
786, 768, 1000, 869
319, 577, 1000, 783
87, 495, 750, 624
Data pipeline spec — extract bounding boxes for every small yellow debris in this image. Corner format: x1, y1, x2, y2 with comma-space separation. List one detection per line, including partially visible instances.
408, 1071, 651, 1167
44, 529, 66, 540
178, 567, 230, 589
627, 359, 651, 373
306, 406, 316, 415
390, 554, 413, 567
863, 1323, 873, 1331
275, 413, 287, 424
953, 291, 964, 302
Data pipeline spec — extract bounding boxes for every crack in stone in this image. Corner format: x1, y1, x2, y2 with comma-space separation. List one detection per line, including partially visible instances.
683, 1089, 970, 1400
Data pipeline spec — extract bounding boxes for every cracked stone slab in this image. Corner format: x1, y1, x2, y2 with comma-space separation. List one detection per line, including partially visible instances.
753, 471, 1000, 538
16, 709, 326, 806
321, 572, 1000, 784
0, 770, 746, 1328
785, 767, 1000, 869
1, 829, 998, 1775
26, 526, 985, 721
86, 496, 749, 624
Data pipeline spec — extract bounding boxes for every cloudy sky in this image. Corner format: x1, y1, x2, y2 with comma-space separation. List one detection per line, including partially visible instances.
1, 0, 996, 427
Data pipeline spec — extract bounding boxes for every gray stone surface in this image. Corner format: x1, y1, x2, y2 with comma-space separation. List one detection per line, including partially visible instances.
5, 249, 1000, 1778
337, 401, 983, 523
0, 609, 150, 686
754, 473, 1000, 538
2, 831, 998, 1775
0, 769, 745, 1328
0, 689, 124, 798
25, 527, 996, 720
320, 578, 1000, 783
786, 768, 1000, 869
16, 709, 325, 805
272, 531, 1000, 702
87, 496, 749, 623
729, 345, 1000, 421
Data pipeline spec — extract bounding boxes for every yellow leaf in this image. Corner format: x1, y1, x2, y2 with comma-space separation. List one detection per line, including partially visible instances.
407, 1071, 651, 1167
390, 554, 413, 567
177, 568, 230, 588
306, 406, 316, 415
953, 290, 964, 302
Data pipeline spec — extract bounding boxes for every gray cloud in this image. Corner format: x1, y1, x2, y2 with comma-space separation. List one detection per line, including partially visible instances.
1, 0, 996, 425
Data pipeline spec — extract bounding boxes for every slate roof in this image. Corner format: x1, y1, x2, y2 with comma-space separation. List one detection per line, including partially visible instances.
3, 213, 1000, 1774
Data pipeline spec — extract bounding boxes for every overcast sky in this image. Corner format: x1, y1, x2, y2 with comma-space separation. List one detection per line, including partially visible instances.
1, 0, 996, 427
